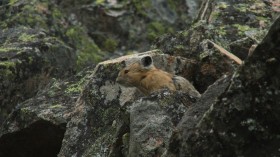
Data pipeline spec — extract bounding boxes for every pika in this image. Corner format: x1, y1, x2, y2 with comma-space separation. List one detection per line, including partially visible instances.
116, 55, 201, 98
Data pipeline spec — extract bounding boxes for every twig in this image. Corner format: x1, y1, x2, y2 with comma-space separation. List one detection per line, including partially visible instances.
199, 0, 210, 21
207, 40, 243, 65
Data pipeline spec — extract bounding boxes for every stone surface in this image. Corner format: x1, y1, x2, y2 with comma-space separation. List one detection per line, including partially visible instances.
0, 27, 76, 125
58, 50, 200, 157
0, 0, 279, 156
168, 14, 280, 157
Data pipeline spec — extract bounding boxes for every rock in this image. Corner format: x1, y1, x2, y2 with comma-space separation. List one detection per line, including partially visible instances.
0, 65, 92, 157
168, 15, 280, 157
0, 50, 198, 156
0, 26, 76, 125
58, 50, 199, 156
128, 88, 198, 157
1, 0, 104, 67
167, 74, 231, 156
153, 0, 278, 92
0, 1, 279, 156
59, 0, 202, 53
0, 0, 107, 125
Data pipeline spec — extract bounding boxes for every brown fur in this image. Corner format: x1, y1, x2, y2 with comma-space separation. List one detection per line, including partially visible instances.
116, 56, 201, 98
116, 62, 176, 95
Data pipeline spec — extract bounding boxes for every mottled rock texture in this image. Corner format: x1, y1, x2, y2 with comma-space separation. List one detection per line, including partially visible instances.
0, 0, 279, 157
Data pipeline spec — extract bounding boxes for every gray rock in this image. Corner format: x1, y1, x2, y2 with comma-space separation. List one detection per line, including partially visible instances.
168, 14, 280, 157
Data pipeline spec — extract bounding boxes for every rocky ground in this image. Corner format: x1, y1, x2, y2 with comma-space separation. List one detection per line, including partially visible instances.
0, 0, 279, 157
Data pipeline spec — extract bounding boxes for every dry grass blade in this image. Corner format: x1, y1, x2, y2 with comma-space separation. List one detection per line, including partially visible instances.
207, 40, 243, 65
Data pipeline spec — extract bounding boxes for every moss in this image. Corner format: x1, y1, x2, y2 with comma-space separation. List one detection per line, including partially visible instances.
216, 26, 227, 36
174, 45, 186, 51
0, 61, 16, 80
249, 1, 266, 14
52, 8, 62, 18
28, 56, 33, 64
28, 5, 47, 26
132, 0, 152, 16
95, 0, 105, 5
0, 47, 20, 53
147, 21, 169, 41
18, 33, 37, 42
233, 4, 249, 13
210, 11, 220, 22
0, 69, 13, 78
0, 61, 16, 68
48, 79, 61, 97
66, 26, 103, 68
9, 0, 18, 5
65, 73, 89, 94
167, 0, 177, 11
6, 4, 48, 29
76, 43, 103, 68
233, 24, 251, 35
65, 83, 82, 94
218, 2, 229, 9
20, 107, 30, 113
103, 38, 118, 52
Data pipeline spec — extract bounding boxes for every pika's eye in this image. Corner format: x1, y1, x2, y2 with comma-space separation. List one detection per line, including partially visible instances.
124, 70, 129, 74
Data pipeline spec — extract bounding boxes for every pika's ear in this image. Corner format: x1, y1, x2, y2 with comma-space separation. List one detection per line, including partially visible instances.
141, 56, 153, 68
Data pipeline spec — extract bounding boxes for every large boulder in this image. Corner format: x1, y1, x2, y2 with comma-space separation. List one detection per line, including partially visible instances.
0, 26, 76, 125
58, 50, 201, 156
0, 0, 103, 125
154, 0, 278, 92
0, 50, 204, 157
168, 14, 280, 157
58, 0, 202, 53
0, 0, 279, 157
0, 66, 87, 157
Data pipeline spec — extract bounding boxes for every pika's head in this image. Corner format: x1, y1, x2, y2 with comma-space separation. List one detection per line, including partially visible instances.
116, 55, 155, 87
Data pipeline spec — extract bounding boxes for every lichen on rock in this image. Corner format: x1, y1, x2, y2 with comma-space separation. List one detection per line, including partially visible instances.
0, 0, 279, 157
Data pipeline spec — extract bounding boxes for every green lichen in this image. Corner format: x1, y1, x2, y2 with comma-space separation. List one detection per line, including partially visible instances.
9, 0, 18, 5
65, 72, 89, 94
0, 47, 20, 53
0, 69, 13, 79
233, 24, 251, 35
28, 56, 33, 64
147, 21, 172, 41
65, 83, 82, 94
48, 79, 61, 97
182, 30, 189, 37
20, 107, 30, 113
210, 11, 220, 22
103, 38, 118, 52
51, 8, 62, 18
66, 26, 103, 68
167, 0, 177, 11
18, 33, 37, 42
95, 0, 105, 5
234, 4, 249, 13
0, 61, 16, 68
218, 2, 229, 9
174, 45, 186, 51
132, 0, 152, 16
216, 26, 227, 36
0, 61, 16, 79
22, 4, 47, 27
